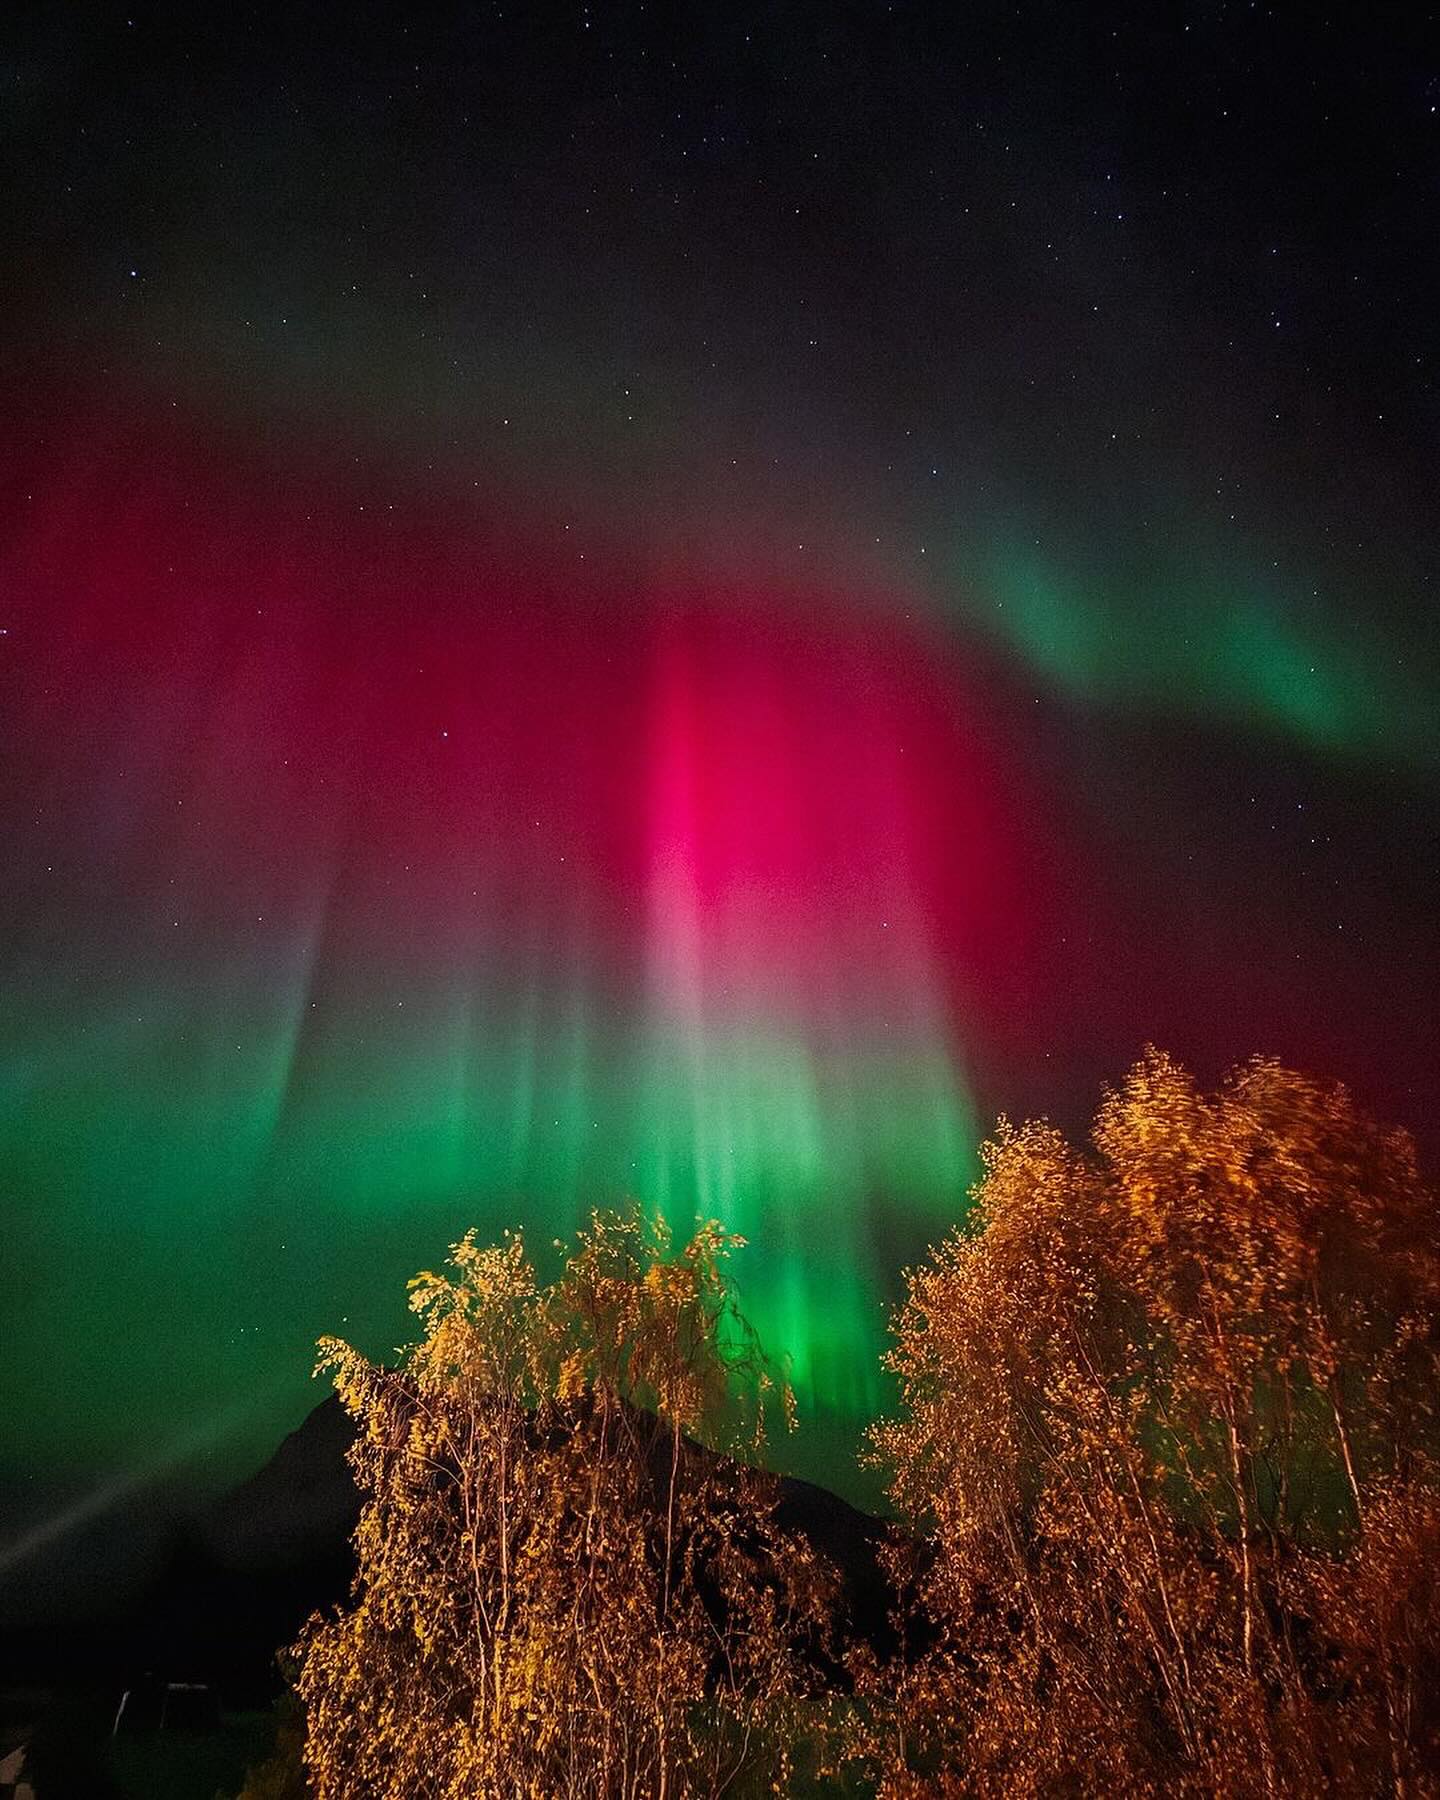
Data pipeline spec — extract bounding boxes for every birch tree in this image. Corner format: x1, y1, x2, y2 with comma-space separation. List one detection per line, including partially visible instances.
867, 1052, 1440, 1797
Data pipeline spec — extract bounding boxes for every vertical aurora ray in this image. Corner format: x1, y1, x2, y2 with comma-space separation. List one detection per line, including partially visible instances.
1, 0, 1436, 1546
6, 386, 1427, 1506
634, 607, 987, 1422
1, 413, 1033, 1490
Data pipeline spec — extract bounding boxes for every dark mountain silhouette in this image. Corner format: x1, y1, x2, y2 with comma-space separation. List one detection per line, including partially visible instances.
200, 1392, 904, 1687
2, 1396, 904, 1710
199, 1395, 363, 1575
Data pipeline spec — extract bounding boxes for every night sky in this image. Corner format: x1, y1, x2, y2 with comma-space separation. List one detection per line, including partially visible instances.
2, 2, 1436, 1523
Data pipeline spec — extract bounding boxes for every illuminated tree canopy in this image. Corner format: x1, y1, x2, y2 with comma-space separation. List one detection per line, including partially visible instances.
867, 1053, 1440, 1795
294, 1211, 837, 1799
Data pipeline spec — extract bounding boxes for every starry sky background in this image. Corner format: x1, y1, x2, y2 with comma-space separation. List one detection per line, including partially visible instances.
1, 0, 1437, 1536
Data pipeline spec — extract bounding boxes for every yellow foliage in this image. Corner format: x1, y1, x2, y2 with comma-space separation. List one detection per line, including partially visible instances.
293, 1207, 835, 1798
862, 1051, 1440, 1797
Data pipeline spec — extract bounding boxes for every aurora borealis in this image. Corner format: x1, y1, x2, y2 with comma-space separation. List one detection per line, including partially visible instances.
2, 3, 1437, 1528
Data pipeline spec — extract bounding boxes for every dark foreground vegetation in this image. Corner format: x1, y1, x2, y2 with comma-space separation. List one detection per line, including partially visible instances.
226, 1052, 1437, 1794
